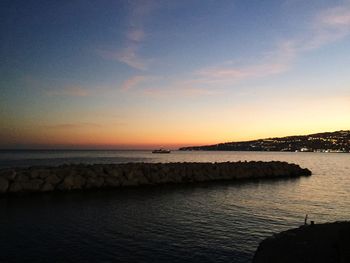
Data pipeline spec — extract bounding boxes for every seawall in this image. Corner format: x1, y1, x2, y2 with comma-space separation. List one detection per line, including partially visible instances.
253, 221, 350, 263
0, 161, 311, 195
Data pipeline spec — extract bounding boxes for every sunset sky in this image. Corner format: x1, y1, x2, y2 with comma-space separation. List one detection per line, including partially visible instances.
1, 0, 350, 149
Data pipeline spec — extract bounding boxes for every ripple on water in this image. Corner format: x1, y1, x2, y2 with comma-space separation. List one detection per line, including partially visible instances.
0, 151, 349, 262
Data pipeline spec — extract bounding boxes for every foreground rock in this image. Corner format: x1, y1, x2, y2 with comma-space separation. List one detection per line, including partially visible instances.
0, 161, 311, 195
253, 221, 350, 263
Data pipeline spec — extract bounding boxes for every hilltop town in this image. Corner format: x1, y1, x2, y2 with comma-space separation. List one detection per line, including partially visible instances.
179, 130, 350, 153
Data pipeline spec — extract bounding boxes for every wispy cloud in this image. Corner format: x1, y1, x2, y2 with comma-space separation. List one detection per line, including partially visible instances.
103, 2, 350, 97
197, 61, 290, 82
194, 43, 295, 84
121, 75, 148, 91
100, 0, 156, 70
46, 86, 90, 97
143, 86, 223, 98
119, 74, 224, 98
43, 122, 101, 130
304, 4, 350, 50
127, 29, 145, 42
196, 3, 350, 83
100, 46, 147, 70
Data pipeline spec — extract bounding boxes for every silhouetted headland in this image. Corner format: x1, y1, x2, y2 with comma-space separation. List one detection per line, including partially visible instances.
0, 161, 311, 195
179, 130, 350, 152
253, 221, 350, 263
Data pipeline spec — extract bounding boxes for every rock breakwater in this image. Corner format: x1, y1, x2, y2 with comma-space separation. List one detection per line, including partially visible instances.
0, 161, 311, 195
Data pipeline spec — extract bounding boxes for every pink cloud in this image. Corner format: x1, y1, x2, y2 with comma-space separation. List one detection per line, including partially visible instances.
143, 86, 223, 98
195, 3, 350, 84
99, 1, 157, 70
127, 29, 145, 42
303, 4, 350, 50
46, 86, 90, 97
318, 5, 350, 26
121, 75, 147, 91
99, 45, 147, 70
197, 62, 289, 81
115, 46, 147, 70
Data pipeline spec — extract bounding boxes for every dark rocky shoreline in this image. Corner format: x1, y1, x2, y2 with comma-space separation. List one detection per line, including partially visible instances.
253, 221, 350, 263
0, 161, 311, 195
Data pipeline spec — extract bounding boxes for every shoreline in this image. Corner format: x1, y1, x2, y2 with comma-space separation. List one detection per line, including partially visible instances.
0, 161, 311, 195
253, 221, 350, 263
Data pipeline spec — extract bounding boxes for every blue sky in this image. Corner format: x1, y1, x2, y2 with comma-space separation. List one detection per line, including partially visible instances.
1, 0, 350, 148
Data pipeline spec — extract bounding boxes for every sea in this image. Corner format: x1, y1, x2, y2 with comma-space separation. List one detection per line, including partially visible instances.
0, 150, 349, 263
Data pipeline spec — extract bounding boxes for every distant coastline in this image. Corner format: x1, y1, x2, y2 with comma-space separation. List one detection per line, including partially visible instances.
179, 130, 350, 153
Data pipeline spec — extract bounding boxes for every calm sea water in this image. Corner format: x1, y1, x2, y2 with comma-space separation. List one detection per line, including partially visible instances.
0, 150, 349, 262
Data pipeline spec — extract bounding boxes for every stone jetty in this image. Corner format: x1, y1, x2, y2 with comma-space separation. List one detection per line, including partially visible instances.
253, 221, 350, 263
0, 161, 311, 195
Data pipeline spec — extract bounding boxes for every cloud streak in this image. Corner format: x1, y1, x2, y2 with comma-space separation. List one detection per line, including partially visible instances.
120, 75, 148, 91
143, 85, 223, 98
127, 29, 145, 42
197, 61, 290, 82
46, 86, 90, 97
43, 123, 101, 130
196, 3, 350, 83
288, 3, 350, 53
100, 0, 156, 70
101, 2, 350, 99
107, 46, 147, 70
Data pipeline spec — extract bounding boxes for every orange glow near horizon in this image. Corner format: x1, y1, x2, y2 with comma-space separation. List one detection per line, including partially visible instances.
2, 94, 349, 149
2, 1, 350, 150
2, 121, 349, 149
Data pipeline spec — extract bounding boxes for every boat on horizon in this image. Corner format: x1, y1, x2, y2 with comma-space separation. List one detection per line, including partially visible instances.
152, 148, 171, 154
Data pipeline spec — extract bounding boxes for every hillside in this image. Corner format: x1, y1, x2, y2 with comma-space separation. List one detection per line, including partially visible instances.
179, 130, 350, 152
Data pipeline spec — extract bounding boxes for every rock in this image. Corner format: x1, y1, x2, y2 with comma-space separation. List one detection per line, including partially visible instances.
80, 168, 97, 179
46, 174, 61, 185
0, 177, 9, 193
21, 179, 44, 192
0, 161, 312, 195
16, 172, 30, 182
58, 174, 86, 191
253, 221, 350, 263
104, 176, 120, 187
192, 169, 210, 182
8, 182, 23, 193
30, 168, 51, 179
85, 176, 104, 189
0, 169, 16, 181
7, 176, 43, 192
103, 165, 121, 177
91, 165, 106, 177
128, 169, 149, 185
41, 182, 55, 192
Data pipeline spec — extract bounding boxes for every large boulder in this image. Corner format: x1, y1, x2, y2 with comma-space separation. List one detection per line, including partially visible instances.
85, 176, 104, 189
8, 182, 23, 193
21, 179, 44, 192
46, 174, 61, 185
8, 172, 31, 192
40, 182, 55, 192
122, 169, 148, 186
0, 177, 9, 193
29, 168, 51, 179
104, 176, 121, 187
253, 221, 350, 263
0, 169, 16, 181
58, 174, 86, 190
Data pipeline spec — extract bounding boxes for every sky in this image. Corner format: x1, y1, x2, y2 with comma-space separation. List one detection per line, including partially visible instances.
1, 0, 350, 149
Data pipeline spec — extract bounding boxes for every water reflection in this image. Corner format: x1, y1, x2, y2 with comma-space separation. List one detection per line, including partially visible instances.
0, 151, 349, 262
